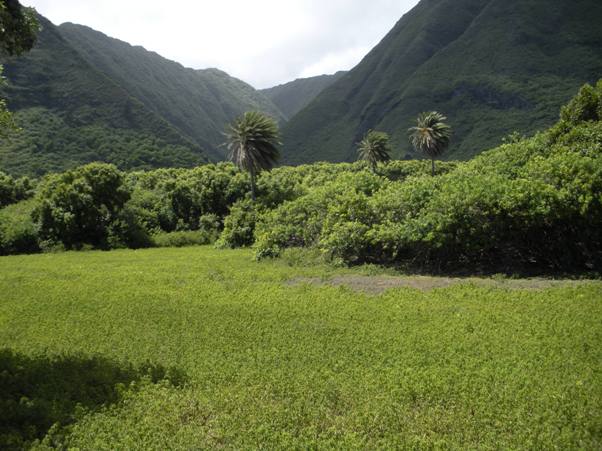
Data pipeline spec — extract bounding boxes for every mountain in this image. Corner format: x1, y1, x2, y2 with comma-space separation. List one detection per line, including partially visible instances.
261, 72, 346, 119
0, 17, 286, 176
282, 0, 602, 164
58, 23, 285, 159
0, 16, 209, 176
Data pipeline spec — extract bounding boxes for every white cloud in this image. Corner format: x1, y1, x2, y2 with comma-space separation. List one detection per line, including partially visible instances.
299, 46, 371, 79
24, 0, 418, 88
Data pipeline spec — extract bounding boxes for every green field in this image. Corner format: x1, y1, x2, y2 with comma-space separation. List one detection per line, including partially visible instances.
1, 247, 601, 449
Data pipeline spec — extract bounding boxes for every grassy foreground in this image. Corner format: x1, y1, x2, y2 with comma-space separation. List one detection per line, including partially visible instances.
0, 247, 601, 449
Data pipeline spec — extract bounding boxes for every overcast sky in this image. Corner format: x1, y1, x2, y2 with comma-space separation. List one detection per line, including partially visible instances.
24, 0, 418, 89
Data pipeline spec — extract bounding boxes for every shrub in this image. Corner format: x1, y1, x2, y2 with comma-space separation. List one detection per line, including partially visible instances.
256, 167, 305, 208
33, 163, 132, 249
255, 81, 602, 273
255, 171, 385, 258
217, 199, 260, 249
0, 171, 34, 208
0, 200, 40, 255
560, 82, 600, 125
107, 207, 154, 250
127, 164, 249, 233
380, 160, 457, 181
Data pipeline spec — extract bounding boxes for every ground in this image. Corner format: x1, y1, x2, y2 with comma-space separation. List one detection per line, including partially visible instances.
0, 247, 600, 449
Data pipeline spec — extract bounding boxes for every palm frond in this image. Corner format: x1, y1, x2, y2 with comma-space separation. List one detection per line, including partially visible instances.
357, 130, 392, 170
408, 111, 452, 159
224, 111, 281, 174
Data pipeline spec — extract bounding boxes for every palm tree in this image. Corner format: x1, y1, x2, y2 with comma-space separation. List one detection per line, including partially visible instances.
225, 111, 281, 200
408, 112, 452, 176
357, 130, 392, 173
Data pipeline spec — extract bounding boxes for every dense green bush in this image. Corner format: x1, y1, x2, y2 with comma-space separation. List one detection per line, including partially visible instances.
255, 82, 602, 273
3, 159, 454, 255
127, 164, 249, 233
217, 199, 262, 249
0, 200, 40, 255
560, 80, 602, 125
123, 160, 451, 250
33, 163, 137, 249
254, 171, 386, 259
0, 82, 599, 271
0, 171, 34, 208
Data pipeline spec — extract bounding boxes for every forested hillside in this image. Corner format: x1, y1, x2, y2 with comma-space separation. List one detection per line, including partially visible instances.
0, 16, 287, 176
282, 0, 602, 164
261, 72, 346, 119
59, 23, 284, 158
0, 16, 209, 176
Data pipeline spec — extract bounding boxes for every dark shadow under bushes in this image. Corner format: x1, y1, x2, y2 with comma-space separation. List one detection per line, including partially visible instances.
0, 349, 187, 449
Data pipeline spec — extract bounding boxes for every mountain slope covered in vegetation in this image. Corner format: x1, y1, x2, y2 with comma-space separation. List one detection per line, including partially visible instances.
0, 16, 209, 176
59, 23, 285, 158
0, 16, 289, 176
261, 72, 346, 119
282, 0, 602, 164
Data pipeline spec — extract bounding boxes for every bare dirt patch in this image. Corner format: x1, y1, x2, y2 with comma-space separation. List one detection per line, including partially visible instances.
286, 275, 593, 294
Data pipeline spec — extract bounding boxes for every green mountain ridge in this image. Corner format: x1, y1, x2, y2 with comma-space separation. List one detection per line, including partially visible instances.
0, 16, 208, 176
261, 71, 346, 120
282, 0, 602, 164
0, 16, 287, 176
58, 23, 285, 159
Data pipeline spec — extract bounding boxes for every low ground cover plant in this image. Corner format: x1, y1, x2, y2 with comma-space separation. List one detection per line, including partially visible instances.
0, 247, 600, 448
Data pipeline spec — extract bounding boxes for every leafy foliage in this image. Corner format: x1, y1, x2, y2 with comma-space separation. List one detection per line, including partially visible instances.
0, 199, 38, 255
217, 199, 260, 248
0, 169, 32, 207
0, 0, 39, 137
0, 81, 599, 275
0, 70, 16, 137
357, 130, 392, 172
33, 163, 136, 249
0, 0, 39, 57
256, 82, 602, 274
225, 111, 281, 199
127, 164, 249, 234
409, 112, 452, 175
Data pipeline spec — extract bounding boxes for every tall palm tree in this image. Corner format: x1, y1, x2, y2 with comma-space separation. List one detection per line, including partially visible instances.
408, 112, 452, 176
225, 111, 281, 200
357, 130, 392, 173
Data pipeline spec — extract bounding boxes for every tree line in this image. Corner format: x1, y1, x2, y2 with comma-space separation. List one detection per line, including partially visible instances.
225, 109, 453, 200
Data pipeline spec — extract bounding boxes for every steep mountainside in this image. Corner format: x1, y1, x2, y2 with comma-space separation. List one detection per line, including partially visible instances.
282, 0, 602, 164
59, 23, 284, 160
261, 72, 346, 119
0, 16, 208, 176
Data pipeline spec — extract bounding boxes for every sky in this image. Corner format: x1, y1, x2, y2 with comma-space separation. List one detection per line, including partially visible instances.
23, 0, 419, 89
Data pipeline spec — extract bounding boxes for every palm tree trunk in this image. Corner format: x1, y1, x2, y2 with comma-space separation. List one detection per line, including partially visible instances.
431, 158, 435, 177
